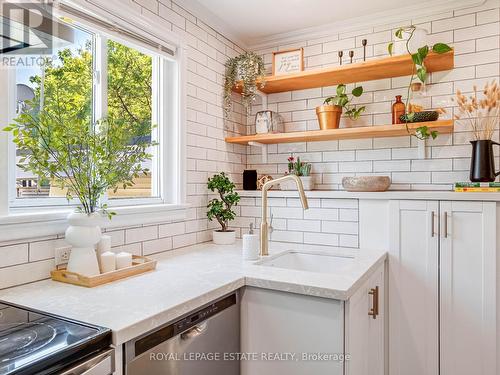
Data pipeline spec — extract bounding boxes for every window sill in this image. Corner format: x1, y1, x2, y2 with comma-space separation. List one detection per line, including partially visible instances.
0, 203, 190, 242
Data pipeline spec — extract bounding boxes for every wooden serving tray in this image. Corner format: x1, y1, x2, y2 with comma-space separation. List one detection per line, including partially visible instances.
50, 255, 157, 288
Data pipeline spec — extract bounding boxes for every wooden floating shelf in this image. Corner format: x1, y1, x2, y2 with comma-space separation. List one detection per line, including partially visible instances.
225, 120, 454, 145
233, 51, 454, 94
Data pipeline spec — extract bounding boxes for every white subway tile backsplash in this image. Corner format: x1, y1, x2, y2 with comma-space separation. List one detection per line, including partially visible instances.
0, 244, 28, 268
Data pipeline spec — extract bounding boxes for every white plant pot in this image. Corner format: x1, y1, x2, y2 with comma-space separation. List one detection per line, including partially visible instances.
212, 230, 236, 245
65, 212, 103, 276
280, 176, 314, 191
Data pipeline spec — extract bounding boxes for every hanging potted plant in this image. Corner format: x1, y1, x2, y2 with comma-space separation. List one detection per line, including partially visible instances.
281, 154, 314, 190
4, 108, 155, 276
316, 84, 365, 129
207, 172, 240, 245
223, 52, 266, 118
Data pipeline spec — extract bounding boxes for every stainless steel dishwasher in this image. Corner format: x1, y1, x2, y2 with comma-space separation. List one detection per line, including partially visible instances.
124, 292, 240, 375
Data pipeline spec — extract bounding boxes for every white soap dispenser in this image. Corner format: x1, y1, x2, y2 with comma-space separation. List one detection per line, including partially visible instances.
242, 223, 259, 260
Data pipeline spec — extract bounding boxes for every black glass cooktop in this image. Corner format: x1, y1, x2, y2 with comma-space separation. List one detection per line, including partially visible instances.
0, 302, 110, 375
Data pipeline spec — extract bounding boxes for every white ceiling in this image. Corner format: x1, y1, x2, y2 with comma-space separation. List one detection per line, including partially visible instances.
184, 0, 482, 47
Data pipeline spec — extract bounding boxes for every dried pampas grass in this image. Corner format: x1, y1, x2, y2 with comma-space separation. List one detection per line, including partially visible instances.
453, 81, 500, 140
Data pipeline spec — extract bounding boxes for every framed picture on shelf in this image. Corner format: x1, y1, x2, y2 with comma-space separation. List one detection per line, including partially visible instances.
272, 48, 304, 76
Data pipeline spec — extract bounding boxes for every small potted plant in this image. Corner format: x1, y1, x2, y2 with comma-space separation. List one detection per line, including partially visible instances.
207, 172, 241, 245
316, 84, 365, 129
5, 108, 155, 276
223, 52, 266, 118
281, 154, 314, 191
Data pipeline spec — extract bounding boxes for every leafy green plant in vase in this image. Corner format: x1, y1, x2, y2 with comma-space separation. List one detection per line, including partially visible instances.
5, 107, 155, 276
207, 172, 241, 245
388, 25, 452, 140
316, 84, 365, 129
281, 154, 314, 191
223, 52, 266, 119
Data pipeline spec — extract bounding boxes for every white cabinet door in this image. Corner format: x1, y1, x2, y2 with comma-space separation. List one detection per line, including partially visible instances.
240, 287, 344, 375
367, 264, 385, 375
440, 201, 496, 375
388, 200, 439, 375
345, 263, 385, 375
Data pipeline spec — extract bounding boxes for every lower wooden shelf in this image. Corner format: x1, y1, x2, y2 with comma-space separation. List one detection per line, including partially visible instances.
225, 120, 454, 145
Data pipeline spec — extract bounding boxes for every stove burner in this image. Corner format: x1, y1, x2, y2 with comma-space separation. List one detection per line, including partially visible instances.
0, 322, 56, 363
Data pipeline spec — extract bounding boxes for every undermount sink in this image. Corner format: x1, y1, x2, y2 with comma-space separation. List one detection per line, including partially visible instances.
255, 251, 355, 274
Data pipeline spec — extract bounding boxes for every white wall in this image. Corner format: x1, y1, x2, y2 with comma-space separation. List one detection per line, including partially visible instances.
247, 0, 500, 191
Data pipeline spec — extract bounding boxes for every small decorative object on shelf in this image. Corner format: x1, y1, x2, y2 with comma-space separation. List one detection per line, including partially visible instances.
316, 84, 365, 129
243, 170, 258, 190
453, 81, 500, 182
362, 39, 368, 61
392, 95, 406, 124
272, 48, 304, 76
349, 50, 354, 64
281, 154, 314, 191
255, 110, 283, 134
257, 175, 273, 190
454, 182, 500, 192
342, 176, 391, 192
400, 110, 440, 123
223, 52, 265, 118
388, 25, 452, 139
207, 172, 240, 245
338, 50, 343, 65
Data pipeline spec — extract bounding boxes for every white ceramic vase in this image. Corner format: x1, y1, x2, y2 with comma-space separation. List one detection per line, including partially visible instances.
280, 176, 314, 191
213, 230, 236, 245
65, 212, 103, 276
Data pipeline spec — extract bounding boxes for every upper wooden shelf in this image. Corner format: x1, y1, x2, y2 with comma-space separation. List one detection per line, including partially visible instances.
225, 120, 454, 145
233, 50, 454, 94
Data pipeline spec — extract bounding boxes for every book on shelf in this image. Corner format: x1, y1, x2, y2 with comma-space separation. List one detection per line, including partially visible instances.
455, 182, 500, 188
455, 187, 500, 192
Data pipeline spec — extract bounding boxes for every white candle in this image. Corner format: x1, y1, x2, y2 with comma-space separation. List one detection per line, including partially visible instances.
100, 251, 116, 273
97, 235, 112, 255
115, 252, 133, 269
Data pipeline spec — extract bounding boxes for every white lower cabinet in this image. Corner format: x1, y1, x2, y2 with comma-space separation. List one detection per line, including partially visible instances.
240, 263, 385, 375
389, 200, 496, 375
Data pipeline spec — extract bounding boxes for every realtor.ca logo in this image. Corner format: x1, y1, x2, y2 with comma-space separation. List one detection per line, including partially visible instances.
1, 1, 54, 55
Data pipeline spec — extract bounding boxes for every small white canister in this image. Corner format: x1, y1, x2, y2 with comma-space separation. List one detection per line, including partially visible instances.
116, 252, 133, 269
242, 223, 259, 260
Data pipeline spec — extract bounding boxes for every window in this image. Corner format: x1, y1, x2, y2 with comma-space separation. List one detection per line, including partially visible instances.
1, 5, 183, 214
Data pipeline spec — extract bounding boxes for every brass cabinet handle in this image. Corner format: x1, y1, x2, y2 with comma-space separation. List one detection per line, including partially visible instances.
368, 286, 379, 319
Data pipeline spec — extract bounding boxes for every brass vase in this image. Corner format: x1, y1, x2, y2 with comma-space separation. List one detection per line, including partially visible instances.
316, 105, 342, 130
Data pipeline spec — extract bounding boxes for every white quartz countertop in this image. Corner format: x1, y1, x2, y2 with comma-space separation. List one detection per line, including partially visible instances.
236, 189, 500, 201
0, 241, 386, 345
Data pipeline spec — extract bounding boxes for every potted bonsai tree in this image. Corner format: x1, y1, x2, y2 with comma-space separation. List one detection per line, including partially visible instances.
207, 172, 241, 245
281, 154, 314, 191
316, 84, 365, 129
5, 108, 155, 276
223, 51, 266, 118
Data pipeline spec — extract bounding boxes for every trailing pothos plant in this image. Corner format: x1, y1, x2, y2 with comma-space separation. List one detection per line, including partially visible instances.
4, 105, 156, 219
388, 25, 452, 140
323, 84, 365, 120
223, 52, 266, 118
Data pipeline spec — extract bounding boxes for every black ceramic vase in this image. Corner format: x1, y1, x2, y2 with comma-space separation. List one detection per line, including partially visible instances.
470, 140, 500, 182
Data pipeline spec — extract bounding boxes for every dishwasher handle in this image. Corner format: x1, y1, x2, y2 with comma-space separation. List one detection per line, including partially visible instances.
180, 322, 208, 340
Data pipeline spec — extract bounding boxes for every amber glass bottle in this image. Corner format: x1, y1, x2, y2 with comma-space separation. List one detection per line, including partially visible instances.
392, 95, 405, 124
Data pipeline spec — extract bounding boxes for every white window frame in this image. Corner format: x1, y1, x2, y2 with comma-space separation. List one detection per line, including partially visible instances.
0, 0, 188, 241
